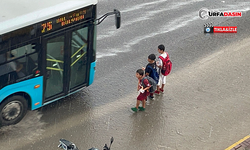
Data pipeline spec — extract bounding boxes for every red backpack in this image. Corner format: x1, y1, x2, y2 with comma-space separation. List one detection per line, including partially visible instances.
159, 52, 172, 76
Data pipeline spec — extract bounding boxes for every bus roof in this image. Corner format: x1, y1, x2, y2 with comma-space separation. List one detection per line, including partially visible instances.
0, 0, 98, 35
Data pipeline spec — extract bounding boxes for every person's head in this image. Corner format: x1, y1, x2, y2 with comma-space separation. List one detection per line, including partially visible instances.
148, 54, 156, 63
136, 69, 144, 79
158, 44, 165, 54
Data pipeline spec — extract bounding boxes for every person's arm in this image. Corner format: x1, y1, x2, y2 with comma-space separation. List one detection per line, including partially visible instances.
143, 79, 151, 91
143, 86, 150, 91
145, 65, 151, 76
137, 80, 140, 91
157, 58, 162, 69
16, 63, 23, 72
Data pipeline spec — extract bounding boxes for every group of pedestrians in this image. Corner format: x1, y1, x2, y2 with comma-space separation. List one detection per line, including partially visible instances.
131, 44, 172, 112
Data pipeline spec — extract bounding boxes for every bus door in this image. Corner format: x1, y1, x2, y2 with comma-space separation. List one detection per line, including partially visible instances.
43, 34, 66, 100
43, 25, 89, 102
69, 26, 89, 90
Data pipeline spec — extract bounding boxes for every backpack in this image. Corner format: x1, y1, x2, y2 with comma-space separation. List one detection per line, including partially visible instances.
141, 76, 157, 93
159, 52, 172, 76
147, 64, 159, 84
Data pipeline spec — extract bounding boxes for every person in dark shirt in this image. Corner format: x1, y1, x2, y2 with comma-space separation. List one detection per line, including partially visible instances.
142, 54, 157, 99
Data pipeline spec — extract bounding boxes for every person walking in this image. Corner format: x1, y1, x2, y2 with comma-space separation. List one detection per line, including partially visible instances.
142, 54, 158, 99
131, 69, 151, 112
154, 44, 171, 95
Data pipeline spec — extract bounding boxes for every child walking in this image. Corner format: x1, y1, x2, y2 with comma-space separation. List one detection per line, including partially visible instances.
131, 69, 151, 112
142, 54, 158, 99
155, 44, 168, 95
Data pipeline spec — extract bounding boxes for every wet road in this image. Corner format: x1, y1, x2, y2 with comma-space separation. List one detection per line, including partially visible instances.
1, 0, 250, 150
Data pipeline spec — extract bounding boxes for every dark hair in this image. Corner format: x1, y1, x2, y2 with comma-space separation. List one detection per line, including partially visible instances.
148, 54, 156, 60
136, 69, 144, 76
158, 44, 165, 51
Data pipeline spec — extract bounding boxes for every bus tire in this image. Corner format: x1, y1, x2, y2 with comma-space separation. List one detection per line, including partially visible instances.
0, 95, 28, 126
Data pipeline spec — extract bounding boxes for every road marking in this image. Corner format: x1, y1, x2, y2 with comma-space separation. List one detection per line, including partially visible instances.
225, 135, 250, 150
97, 1, 205, 41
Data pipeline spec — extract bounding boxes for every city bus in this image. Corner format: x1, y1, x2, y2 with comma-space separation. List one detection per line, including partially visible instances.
0, 0, 120, 126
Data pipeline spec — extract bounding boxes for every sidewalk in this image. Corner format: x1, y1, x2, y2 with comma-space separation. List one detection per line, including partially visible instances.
225, 135, 250, 150
165, 35, 250, 150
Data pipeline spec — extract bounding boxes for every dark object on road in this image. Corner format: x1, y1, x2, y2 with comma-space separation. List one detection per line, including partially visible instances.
58, 137, 114, 150
58, 139, 79, 150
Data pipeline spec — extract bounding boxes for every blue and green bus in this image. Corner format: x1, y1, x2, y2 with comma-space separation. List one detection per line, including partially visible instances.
0, 0, 120, 126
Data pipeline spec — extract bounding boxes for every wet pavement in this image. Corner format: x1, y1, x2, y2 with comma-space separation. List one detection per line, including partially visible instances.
1, 0, 250, 150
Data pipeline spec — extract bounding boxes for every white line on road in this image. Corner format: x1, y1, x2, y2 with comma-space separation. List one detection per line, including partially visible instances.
97, 11, 199, 59
97, 2, 250, 60
97, 0, 205, 41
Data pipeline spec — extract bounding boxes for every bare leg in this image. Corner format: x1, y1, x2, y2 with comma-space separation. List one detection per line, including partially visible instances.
136, 100, 141, 109
161, 84, 165, 90
156, 85, 160, 91
142, 100, 146, 108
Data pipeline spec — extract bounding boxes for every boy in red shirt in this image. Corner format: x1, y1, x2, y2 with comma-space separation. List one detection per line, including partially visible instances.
131, 69, 151, 112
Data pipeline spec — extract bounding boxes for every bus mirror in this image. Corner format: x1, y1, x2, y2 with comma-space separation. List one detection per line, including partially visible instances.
114, 9, 121, 29
96, 9, 121, 29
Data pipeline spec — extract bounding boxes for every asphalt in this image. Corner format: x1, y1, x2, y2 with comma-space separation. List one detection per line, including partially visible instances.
1, 1, 250, 150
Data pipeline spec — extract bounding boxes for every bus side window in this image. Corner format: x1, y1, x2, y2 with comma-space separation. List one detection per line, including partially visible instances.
10, 44, 38, 79
0, 53, 17, 89
0, 54, 7, 89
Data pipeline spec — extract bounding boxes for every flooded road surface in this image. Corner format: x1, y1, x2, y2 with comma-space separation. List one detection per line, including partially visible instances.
1, 0, 250, 150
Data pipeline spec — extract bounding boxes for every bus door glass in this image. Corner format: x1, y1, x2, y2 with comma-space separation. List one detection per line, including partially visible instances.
44, 35, 65, 99
70, 26, 89, 89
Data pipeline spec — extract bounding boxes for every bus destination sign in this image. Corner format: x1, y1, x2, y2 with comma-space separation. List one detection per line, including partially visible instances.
41, 7, 91, 34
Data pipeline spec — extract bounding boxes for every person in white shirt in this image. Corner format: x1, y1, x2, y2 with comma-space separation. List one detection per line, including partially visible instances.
155, 44, 167, 95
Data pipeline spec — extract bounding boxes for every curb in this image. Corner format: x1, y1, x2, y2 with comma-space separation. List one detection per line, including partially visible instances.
225, 135, 250, 150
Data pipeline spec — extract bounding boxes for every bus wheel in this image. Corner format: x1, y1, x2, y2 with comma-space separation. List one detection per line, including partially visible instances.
0, 95, 28, 126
